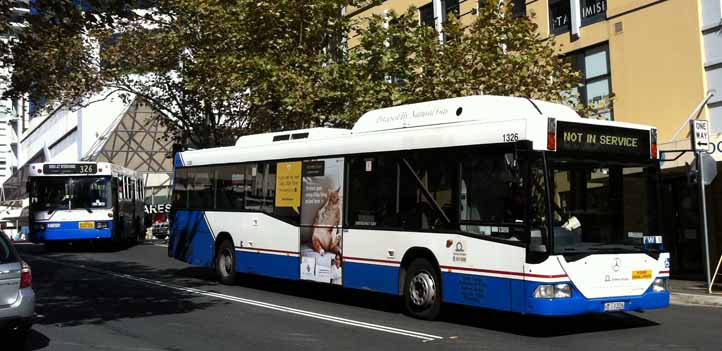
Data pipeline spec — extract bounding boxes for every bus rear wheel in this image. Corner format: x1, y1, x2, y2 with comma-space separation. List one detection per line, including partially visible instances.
403, 258, 441, 320
215, 239, 237, 285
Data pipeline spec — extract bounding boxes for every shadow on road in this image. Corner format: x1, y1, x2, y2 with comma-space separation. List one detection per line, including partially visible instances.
440, 304, 659, 337
2, 329, 50, 351
20, 255, 218, 328
15, 243, 660, 338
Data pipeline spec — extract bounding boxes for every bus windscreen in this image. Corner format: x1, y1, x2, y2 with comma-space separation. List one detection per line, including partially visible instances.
547, 160, 658, 255
31, 177, 112, 211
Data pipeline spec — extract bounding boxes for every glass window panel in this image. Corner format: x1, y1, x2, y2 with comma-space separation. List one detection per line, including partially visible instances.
246, 163, 262, 210
398, 151, 456, 231
584, 46, 608, 79
561, 86, 581, 108
263, 163, 276, 214
510, 0, 526, 18
419, 2, 435, 27
707, 66, 722, 104
585, 78, 611, 110
444, 0, 460, 19
580, 0, 607, 25
549, 0, 571, 34
173, 169, 188, 209
701, 0, 721, 28
187, 167, 214, 209
348, 156, 399, 228
710, 104, 722, 134
215, 165, 245, 210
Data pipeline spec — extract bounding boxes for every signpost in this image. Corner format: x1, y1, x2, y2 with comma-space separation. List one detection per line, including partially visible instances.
691, 120, 713, 290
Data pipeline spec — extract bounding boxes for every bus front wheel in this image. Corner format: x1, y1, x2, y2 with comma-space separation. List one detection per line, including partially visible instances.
403, 258, 441, 320
215, 239, 237, 285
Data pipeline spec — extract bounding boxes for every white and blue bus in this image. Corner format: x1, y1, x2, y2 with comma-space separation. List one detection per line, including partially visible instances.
28, 162, 145, 247
169, 95, 669, 319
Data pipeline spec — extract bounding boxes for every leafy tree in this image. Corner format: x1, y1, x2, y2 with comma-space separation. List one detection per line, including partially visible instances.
6, 0, 369, 147
0, 0, 20, 87
6, 0, 588, 148
349, 2, 589, 118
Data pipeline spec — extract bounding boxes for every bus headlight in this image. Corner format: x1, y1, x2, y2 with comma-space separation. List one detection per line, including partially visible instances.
533, 283, 572, 298
95, 221, 110, 229
33, 223, 46, 231
652, 278, 668, 292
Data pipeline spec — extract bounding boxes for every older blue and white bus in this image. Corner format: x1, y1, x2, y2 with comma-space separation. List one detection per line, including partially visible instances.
169, 95, 669, 319
28, 162, 145, 248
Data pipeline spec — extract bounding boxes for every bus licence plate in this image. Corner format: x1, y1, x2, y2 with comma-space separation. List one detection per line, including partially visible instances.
79, 221, 94, 229
604, 302, 625, 312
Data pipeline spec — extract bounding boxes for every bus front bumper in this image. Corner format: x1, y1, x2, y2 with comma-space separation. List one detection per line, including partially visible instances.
30, 222, 113, 241
525, 283, 670, 316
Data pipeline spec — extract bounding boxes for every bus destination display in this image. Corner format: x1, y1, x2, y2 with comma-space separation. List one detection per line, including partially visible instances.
556, 121, 650, 159
43, 163, 97, 174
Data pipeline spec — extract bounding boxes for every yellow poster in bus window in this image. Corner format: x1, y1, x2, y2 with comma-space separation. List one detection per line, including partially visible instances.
275, 161, 302, 211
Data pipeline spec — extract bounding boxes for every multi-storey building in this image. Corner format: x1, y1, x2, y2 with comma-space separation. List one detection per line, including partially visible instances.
0, 0, 31, 186
346, 0, 722, 280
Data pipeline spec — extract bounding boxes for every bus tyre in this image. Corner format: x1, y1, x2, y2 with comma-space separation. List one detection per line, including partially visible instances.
403, 258, 441, 320
216, 239, 237, 285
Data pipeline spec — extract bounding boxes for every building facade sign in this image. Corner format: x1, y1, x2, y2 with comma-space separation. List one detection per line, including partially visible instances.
550, 0, 607, 34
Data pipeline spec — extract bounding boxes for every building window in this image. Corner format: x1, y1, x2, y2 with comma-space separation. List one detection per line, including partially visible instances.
510, 0, 526, 18
419, 2, 435, 27
580, 0, 607, 25
549, 0, 571, 34
444, 0, 460, 19
549, 0, 607, 35
567, 44, 613, 120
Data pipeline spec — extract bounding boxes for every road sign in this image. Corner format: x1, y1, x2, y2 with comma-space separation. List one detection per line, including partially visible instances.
691, 120, 710, 151
701, 153, 718, 185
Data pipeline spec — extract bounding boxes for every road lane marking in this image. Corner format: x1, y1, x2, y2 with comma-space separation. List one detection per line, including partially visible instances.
27, 255, 444, 342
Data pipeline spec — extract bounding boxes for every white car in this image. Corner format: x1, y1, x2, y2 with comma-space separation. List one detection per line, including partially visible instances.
0, 231, 35, 340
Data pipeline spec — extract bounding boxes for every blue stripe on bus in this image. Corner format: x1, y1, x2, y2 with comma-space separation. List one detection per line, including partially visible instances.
441, 272, 514, 311
31, 221, 113, 241
168, 210, 670, 316
169, 210, 215, 267
174, 153, 185, 168
235, 251, 299, 280
343, 261, 399, 295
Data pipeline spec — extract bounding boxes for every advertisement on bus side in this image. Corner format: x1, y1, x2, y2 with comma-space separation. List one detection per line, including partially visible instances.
299, 158, 344, 285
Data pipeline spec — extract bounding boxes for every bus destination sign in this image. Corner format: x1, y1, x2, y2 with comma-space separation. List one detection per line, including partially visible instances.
43, 163, 98, 175
556, 121, 650, 159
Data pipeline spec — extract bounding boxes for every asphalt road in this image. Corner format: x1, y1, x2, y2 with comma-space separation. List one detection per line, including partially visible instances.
5, 241, 722, 351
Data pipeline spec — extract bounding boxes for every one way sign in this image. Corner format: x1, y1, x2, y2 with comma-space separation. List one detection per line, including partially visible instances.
691, 120, 710, 151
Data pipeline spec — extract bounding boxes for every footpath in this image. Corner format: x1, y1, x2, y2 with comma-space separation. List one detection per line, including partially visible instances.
670, 278, 722, 308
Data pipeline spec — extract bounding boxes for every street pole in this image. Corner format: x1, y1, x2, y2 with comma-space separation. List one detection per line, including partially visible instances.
697, 150, 712, 291
690, 119, 713, 291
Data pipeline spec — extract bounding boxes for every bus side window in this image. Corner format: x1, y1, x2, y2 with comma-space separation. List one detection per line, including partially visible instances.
215, 164, 245, 211
397, 151, 456, 231
246, 163, 261, 210
263, 162, 276, 214
173, 169, 189, 209
187, 167, 215, 209
459, 150, 526, 241
347, 155, 398, 228
241, 162, 275, 213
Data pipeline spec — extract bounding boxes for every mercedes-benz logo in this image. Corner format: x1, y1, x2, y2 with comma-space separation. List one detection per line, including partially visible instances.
612, 258, 622, 272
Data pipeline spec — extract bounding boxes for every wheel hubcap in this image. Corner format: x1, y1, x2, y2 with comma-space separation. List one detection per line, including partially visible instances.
220, 250, 232, 275
409, 272, 436, 307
